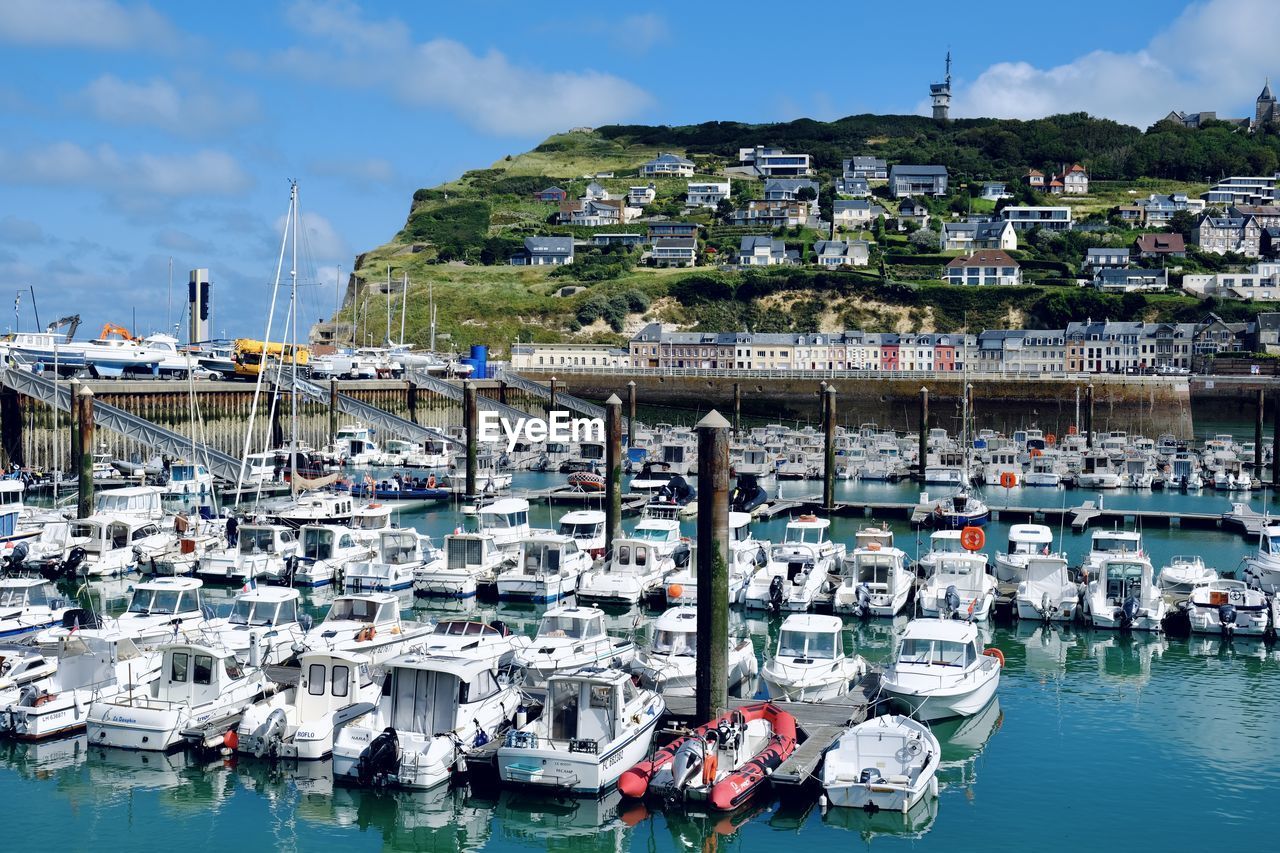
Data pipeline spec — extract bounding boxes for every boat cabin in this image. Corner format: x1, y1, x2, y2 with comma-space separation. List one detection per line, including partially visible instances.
473, 499, 532, 542
649, 607, 697, 655
558, 511, 605, 554
931, 553, 991, 595
846, 547, 906, 593
154, 643, 249, 706
784, 515, 832, 546
544, 668, 644, 746
227, 587, 300, 629
297, 649, 374, 718
896, 619, 981, 669
0, 481, 23, 539
927, 530, 966, 555
0, 577, 64, 611
1006, 524, 1053, 557
94, 486, 165, 521
351, 504, 393, 533
1097, 557, 1151, 605
300, 525, 363, 561
69, 515, 167, 557
320, 594, 401, 630
124, 577, 205, 618
444, 532, 504, 573
517, 534, 581, 576
855, 526, 894, 550
381, 655, 504, 734
238, 525, 297, 555
776, 614, 844, 662
1090, 530, 1142, 556
535, 607, 606, 642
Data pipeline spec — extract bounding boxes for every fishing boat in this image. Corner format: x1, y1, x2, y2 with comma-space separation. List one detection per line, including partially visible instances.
292, 524, 376, 587
760, 614, 867, 702
197, 523, 299, 584
1157, 555, 1218, 595
412, 530, 507, 600
511, 606, 636, 687
577, 534, 680, 606
415, 619, 519, 671
86, 640, 271, 751
1244, 522, 1280, 593
205, 586, 304, 665
1186, 580, 1270, 637
331, 655, 519, 790
631, 606, 758, 697
0, 634, 161, 741
0, 576, 75, 640
556, 510, 606, 560
918, 552, 998, 622
160, 461, 215, 514
495, 533, 589, 603
1014, 556, 1080, 622
235, 649, 381, 760
498, 668, 665, 794
833, 536, 912, 618
992, 524, 1055, 584
0, 645, 58, 704
343, 529, 442, 593
618, 701, 797, 811
34, 577, 211, 649
664, 512, 766, 607
275, 492, 356, 529
821, 714, 940, 813
63, 515, 173, 577
742, 515, 844, 612
1083, 553, 1167, 631
472, 498, 536, 553
881, 619, 1002, 722
1080, 528, 1144, 577
297, 593, 433, 664
914, 529, 966, 577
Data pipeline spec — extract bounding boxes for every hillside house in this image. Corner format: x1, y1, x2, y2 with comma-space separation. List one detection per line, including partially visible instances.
943, 250, 1022, 286
888, 165, 948, 197
509, 236, 575, 266
640, 153, 695, 177
812, 240, 870, 267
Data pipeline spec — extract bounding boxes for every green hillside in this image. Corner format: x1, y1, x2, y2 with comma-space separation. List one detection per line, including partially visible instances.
337, 115, 1280, 355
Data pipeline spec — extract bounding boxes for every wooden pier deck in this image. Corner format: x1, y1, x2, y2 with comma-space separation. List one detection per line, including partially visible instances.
518, 487, 649, 514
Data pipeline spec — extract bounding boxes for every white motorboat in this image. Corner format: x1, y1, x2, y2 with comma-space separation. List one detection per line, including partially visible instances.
663, 512, 764, 606
760, 614, 867, 702
578, 534, 682, 606
1014, 556, 1080, 622
0, 645, 58, 706
499, 667, 665, 794
206, 586, 305, 665
1081, 528, 1144, 578
1075, 452, 1122, 489
298, 592, 433, 664
628, 504, 686, 561
86, 640, 271, 751
992, 524, 1054, 584
1186, 580, 1270, 637
160, 461, 215, 514
742, 515, 844, 611
631, 606, 758, 697
0, 634, 162, 741
198, 523, 299, 584
94, 485, 167, 523
344, 529, 442, 593
1244, 522, 1280, 593
1084, 553, 1167, 631
472, 498, 536, 553
881, 619, 1001, 722
332, 655, 519, 790
557, 510, 606, 560
64, 515, 173, 577
275, 492, 356, 529
0, 577, 75, 641
34, 577, 211, 649
236, 649, 381, 760
496, 533, 589, 603
293, 524, 376, 588
511, 606, 636, 687
414, 619, 519, 671
413, 531, 507, 600
918, 553, 998, 622
834, 539, 912, 618
821, 714, 940, 813
914, 529, 966, 577
1157, 555, 1218, 595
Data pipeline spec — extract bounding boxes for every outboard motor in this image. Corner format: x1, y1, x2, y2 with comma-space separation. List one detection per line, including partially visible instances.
1218, 603, 1238, 638
3, 541, 29, 574
671, 542, 691, 569
253, 707, 289, 759
282, 555, 298, 585
855, 582, 872, 619
669, 737, 705, 791
60, 607, 100, 631
357, 727, 400, 786
768, 575, 785, 613
298, 612, 314, 633
60, 546, 87, 580
1040, 591, 1054, 622
1115, 595, 1141, 630
489, 620, 510, 636
943, 585, 961, 620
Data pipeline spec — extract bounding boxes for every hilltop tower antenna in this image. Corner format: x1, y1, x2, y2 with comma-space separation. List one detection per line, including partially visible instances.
931, 50, 952, 121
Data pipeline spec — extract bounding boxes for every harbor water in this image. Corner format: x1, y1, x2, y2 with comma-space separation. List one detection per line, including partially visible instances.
5, 466, 1279, 851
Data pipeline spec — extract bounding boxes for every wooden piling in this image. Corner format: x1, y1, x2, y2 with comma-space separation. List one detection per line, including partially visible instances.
1256, 389, 1265, 476
605, 394, 622, 560
463, 380, 478, 499
329, 379, 339, 444
823, 385, 837, 510
918, 386, 929, 483
69, 378, 80, 477
77, 387, 94, 519
1085, 383, 1095, 449
695, 409, 731, 723
626, 380, 636, 448
0, 387, 22, 469
732, 382, 741, 436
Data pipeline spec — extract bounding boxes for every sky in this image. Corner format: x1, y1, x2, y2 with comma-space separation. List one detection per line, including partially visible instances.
1, 0, 1279, 340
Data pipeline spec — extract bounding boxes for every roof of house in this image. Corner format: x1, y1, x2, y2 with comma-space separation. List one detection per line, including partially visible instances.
740, 236, 784, 252
524, 236, 574, 254
1135, 233, 1187, 252
645, 152, 694, 167
1086, 247, 1131, 257
537, 186, 565, 195
890, 165, 948, 176
834, 199, 873, 211
946, 250, 1019, 269
846, 156, 887, 169
813, 239, 869, 256
899, 197, 927, 213
1065, 163, 1087, 174
1026, 169, 1045, 177
764, 178, 819, 195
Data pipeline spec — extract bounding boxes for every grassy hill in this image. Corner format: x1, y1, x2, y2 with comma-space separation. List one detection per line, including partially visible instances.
338, 115, 1280, 355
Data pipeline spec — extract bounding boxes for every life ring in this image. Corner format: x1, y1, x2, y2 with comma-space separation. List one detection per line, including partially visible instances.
1067, 425, 1078, 436
983, 647, 1006, 667
355, 626, 377, 642
798, 514, 818, 523
1046, 433, 1057, 445
1000, 471, 1018, 488
960, 526, 985, 552
1029, 448, 1043, 458
427, 475, 437, 488
32, 693, 58, 707
368, 503, 382, 509
867, 541, 881, 551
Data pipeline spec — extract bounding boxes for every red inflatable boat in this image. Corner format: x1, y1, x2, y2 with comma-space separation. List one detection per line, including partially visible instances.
618, 701, 797, 811
567, 471, 606, 491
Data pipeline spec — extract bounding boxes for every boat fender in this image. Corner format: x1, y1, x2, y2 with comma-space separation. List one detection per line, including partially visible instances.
427, 475, 436, 488
702, 745, 719, 785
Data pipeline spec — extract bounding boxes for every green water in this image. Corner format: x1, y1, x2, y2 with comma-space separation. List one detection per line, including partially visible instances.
5, 468, 1279, 851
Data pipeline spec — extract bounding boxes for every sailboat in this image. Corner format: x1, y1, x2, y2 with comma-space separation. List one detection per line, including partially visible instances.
931, 346, 989, 529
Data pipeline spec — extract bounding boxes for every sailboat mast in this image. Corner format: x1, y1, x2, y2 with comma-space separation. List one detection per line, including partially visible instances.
400, 272, 407, 345
385, 265, 391, 346
290, 180, 299, 492
429, 281, 436, 352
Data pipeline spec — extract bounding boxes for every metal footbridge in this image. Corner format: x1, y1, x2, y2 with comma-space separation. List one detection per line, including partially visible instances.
403, 368, 535, 425
498, 370, 630, 431
0, 367, 244, 483
282, 374, 462, 449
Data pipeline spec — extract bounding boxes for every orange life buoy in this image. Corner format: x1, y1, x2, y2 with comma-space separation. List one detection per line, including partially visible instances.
1000, 471, 1018, 488
983, 647, 1006, 667
224, 729, 239, 750
960, 526, 985, 552
798, 514, 818, 523
1029, 448, 1043, 458
667, 583, 684, 599
368, 502, 382, 509
427, 475, 437, 489
1046, 433, 1057, 445
1067, 425, 1078, 436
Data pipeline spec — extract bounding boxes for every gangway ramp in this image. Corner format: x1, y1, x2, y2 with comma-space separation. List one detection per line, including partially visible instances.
499, 370, 632, 431
284, 374, 462, 449
403, 368, 535, 425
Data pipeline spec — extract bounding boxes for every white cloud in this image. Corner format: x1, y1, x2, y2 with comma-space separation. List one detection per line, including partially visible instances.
0, 0, 179, 50
155, 228, 211, 253
947, 0, 1280, 127
75, 75, 258, 135
274, 210, 349, 264
308, 156, 396, 185
0, 142, 252, 197
263, 0, 651, 136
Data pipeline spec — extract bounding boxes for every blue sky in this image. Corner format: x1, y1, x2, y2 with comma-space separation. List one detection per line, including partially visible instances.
0, 0, 1275, 339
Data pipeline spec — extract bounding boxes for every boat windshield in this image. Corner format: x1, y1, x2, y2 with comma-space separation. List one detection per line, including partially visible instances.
1104, 562, 1146, 599
931, 538, 964, 554
523, 545, 562, 575
0, 586, 43, 607
538, 614, 596, 640
899, 638, 973, 667
785, 525, 826, 545
632, 525, 673, 542
327, 598, 382, 623
652, 628, 695, 656
446, 537, 484, 569
239, 528, 277, 554
1094, 536, 1138, 554
128, 587, 185, 615
302, 528, 334, 560
558, 522, 601, 540
230, 599, 279, 627
778, 629, 837, 660
854, 554, 897, 585
935, 558, 979, 577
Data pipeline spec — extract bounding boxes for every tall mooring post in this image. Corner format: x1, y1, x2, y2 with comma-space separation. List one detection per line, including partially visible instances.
1085, 384, 1095, 449
1255, 389, 1265, 478
270, 392, 284, 450
605, 394, 623, 560
406, 381, 418, 423
463, 380, 478, 499
548, 376, 558, 418
732, 382, 741, 436
918, 387, 929, 482
819, 380, 828, 425
1273, 392, 1280, 490
329, 379, 339, 444
823, 385, 837, 510
0, 387, 22, 470
77, 386, 95, 519
68, 378, 81, 477
626, 381, 636, 448
695, 410, 731, 723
